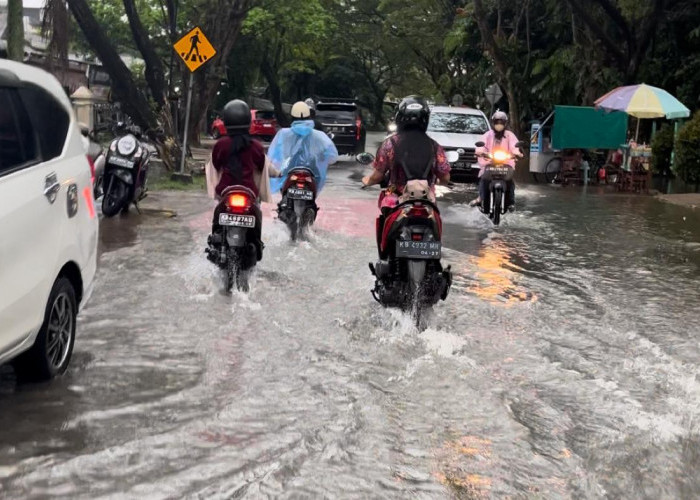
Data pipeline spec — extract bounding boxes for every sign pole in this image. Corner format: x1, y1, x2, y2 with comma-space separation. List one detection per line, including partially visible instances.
179, 72, 194, 174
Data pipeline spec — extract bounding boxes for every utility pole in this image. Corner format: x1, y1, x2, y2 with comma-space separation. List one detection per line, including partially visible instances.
7, 0, 25, 61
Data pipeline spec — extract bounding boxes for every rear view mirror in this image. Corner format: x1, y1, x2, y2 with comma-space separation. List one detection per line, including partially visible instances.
356, 152, 375, 165
475, 141, 485, 148
516, 141, 528, 149
445, 151, 460, 163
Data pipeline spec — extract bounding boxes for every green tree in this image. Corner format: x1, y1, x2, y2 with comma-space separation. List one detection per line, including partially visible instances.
242, 0, 337, 125
674, 112, 700, 186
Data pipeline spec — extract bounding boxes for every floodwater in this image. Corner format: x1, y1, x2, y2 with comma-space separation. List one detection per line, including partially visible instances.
2, 157, 700, 498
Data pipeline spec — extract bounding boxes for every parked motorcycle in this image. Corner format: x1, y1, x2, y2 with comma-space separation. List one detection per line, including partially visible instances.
102, 126, 152, 217
206, 186, 262, 292
277, 163, 319, 241
79, 124, 106, 199
356, 151, 458, 328
474, 141, 526, 226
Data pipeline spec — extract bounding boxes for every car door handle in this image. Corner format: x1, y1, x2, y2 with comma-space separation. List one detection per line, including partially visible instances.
44, 173, 60, 203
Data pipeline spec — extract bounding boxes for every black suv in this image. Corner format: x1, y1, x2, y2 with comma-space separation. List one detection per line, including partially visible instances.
314, 99, 366, 155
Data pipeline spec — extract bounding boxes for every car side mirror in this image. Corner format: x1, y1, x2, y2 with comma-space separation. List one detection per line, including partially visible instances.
356, 152, 374, 165
475, 141, 485, 148
445, 151, 460, 163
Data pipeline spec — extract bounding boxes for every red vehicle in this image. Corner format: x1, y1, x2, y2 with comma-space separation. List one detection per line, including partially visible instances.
211, 109, 278, 141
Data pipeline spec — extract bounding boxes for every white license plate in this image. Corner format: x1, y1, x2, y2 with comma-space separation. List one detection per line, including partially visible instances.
108, 156, 135, 168
396, 240, 442, 259
263, 123, 273, 127
219, 213, 255, 228
287, 188, 313, 201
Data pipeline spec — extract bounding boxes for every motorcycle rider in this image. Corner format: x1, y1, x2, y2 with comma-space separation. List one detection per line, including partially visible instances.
210, 99, 267, 257
361, 95, 451, 253
471, 110, 521, 210
304, 98, 323, 131
268, 101, 339, 213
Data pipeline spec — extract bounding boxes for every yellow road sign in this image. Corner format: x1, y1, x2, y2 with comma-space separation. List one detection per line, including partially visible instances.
173, 27, 216, 72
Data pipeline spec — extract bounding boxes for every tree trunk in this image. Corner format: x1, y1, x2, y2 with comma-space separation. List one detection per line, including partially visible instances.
261, 57, 289, 127
473, 0, 523, 136
122, 0, 166, 107
7, 0, 24, 62
67, 0, 157, 129
186, 0, 252, 144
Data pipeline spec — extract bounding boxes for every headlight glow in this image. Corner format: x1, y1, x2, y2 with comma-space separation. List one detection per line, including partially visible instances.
117, 135, 137, 156
388, 123, 397, 133
491, 150, 510, 163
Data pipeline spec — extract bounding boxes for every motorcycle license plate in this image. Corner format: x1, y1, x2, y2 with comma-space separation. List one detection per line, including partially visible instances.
219, 213, 255, 228
489, 167, 510, 177
108, 156, 135, 168
396, 240, 442, 259
287, 188, 313, 201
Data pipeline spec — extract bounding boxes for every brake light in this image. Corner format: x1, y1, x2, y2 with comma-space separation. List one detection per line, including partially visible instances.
296, 182, 306, 188
407, 205, 429, 218
356, 118, 362, 140
226, 193, 250, 210
412, 233, 423, 241
86, 155, 95, 186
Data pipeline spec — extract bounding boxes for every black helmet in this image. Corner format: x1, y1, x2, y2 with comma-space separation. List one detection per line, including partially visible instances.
222, 99, 251, 133
395, 96, 430, 132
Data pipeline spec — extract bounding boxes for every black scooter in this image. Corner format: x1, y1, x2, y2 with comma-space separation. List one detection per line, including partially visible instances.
206, 186, 262, 292
102, 126, 152, 217
474, 140, 526, 226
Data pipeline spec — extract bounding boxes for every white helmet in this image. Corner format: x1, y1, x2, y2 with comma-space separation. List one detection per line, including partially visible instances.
491, 110, 508, 123
291, 101, 312, 119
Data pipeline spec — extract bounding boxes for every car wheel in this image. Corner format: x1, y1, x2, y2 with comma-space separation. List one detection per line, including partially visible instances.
13, 277, 77, 381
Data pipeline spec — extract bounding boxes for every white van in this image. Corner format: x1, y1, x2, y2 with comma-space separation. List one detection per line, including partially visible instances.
0, 61, 98, 380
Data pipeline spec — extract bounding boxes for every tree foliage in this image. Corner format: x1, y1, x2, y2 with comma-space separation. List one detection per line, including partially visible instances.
58, 0, 699, 141
674, 112, 700, 185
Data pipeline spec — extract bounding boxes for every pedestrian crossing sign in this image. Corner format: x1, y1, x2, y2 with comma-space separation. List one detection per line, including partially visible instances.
173, 27, 217, 72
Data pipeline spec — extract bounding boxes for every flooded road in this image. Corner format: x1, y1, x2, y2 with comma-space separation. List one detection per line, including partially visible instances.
2, 160, 700, 498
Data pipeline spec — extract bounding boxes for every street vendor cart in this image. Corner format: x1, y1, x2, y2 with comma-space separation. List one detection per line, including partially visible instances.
529, 106, 628, 185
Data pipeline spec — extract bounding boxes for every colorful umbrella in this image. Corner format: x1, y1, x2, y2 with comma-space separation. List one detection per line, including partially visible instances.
595, 84, 690, 120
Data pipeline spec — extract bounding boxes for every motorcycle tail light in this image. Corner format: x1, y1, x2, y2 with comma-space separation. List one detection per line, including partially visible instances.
412, 233, 423, 241
86, 155, 95, 186
356, 118, 362, 140
407, 204, 429, 218
296, 182, 306, 188
226, 193, 251, 212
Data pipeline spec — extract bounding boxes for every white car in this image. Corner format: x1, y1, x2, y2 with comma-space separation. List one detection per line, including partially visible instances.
0, 61, 98, 380
427, 105, 491, 182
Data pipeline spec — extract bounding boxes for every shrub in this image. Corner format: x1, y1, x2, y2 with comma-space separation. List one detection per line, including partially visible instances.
651, 123, 674, 175
674, 111, 700, 185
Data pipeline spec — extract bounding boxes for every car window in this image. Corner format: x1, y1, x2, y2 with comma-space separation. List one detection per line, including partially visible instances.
19, 83, 70, 161
256, 111, 275, 120
0, 88, 38, 174
428, 112, 489, 135
315, 104, 357, 122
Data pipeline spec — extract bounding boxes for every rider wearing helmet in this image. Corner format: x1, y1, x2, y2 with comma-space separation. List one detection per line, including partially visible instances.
211, 99, 266, 250
362, 95, 451, 192
268, 101, 338, 210
472, 110, 521, 210
362, 96, 451, 251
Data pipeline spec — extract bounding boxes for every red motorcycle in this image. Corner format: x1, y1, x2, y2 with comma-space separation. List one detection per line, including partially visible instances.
206, 186, 262, 292
357, 152, 455, 328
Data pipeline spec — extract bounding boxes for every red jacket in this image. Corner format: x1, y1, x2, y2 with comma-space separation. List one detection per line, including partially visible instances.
212, 136, 265, 197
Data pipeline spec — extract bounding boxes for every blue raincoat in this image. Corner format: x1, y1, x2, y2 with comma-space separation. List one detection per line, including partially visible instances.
269, 120, 339, 194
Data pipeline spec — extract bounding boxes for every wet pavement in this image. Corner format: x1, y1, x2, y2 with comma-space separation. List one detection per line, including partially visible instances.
3, 150, 700, 498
